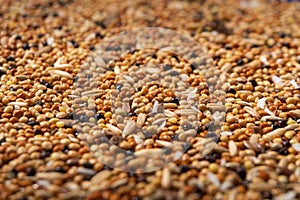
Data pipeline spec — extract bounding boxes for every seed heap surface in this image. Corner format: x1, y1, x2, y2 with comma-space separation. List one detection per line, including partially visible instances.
0, 0, 300, 200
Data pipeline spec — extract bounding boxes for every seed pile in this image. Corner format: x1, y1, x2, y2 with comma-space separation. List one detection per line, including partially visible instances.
0, 0, 300, 200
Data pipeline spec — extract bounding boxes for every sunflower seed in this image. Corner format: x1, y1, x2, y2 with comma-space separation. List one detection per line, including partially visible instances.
229, 140, 238, 156
123, 120, 136, 137
81, 89, 104, 97
289, 109, 300, 118
137, 113, 146, 127
94, 56, 105, 67
156, 140, 173, 147
152, 118, 166, 126
111, 178, 128, 188
248, 182, 273, 191
292, 143, 300, 152
250, 134, 260, 144
36, 46, 53, 57
161, 167, 171, 189
134, 148, 163, 157
221, 63, 232, 72
8, 102, 28, 106
175, 109, 198, 116
54, 63, 72, 69
123, 75, 134, 84
164, 110, 178, 118
236, 100, 251, 107
262, 128, 286, 142
50, 70, 73, 79
261, 116, 283, 121
277, 157, 288, 173
207, 172, 220, 187
36, 172, 65, 180
60, 191, 85, 200
146, 67, 160, 74
244, 106, 259, 118
77, 167, 95, 176
133, 135, 143, 144
106, 124, 122, 135
16, 75, 29, 80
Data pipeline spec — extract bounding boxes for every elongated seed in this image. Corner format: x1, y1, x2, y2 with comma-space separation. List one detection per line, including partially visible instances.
229, 140, 238, 156
50, 70, 73, 79
106, 124, 122, 135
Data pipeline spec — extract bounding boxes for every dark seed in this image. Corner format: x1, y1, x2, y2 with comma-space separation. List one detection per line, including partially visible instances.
171, 97, 180, 105
94, 21, 107, 29
63, 145, 69, 153
262, 191, 273, 200
190, 63, 196, 71
249, 79, 257, 87
17, 197, 28, 200
89, 46, 95, 51
132, 197, 142, 200
125, 150, 134, 156
195, 187, 205, 198
15, 35, 22, 40
129, 112, 137, 117
0, 137, 6, 144
31, 43, 39, 48
28, 121, 39, 126
45, 82, 53, 89
34, 100, 43, 106
130, 49, 138, 55
206, 132, 219, 141
51, 11, 58, 17
26, 167, 36, 176
163, 64, 172, 71
224, 44, 232, 50
96, 113, 104, 120
171, 54, 180, 62
95, 32, 104, 38
182, 142, 192, 151
85, 74, 92, 78
79, 115, 89, 122
40, 150, 51, 159
278, 147, 289, 155
182, 123, 193, 131
54, 166, 66, 173
151, 53, 157, 59
282, 42, 290, 48
34, 129, 42, 135
0, 69, 7, 77
236, 59, 244, 66
83, 162, 94, 169
179, 165, 190, 173
204, 153, 220, 163
169, 70, 180, 77
226, 88, 236, 94
250, 44, 259, 48
99, 136, 109, 144
22, 43, 30, 50
163, 147, 172, 154
236, 166, 246, 179
115, 84, 123, 91
213, 55, 221, 60
6, 56, 15, 62
73, 76, 79, 82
